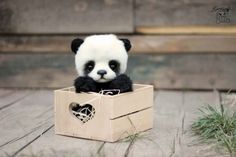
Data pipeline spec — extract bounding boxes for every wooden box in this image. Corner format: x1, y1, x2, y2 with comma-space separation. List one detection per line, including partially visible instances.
54, 84, 154, 142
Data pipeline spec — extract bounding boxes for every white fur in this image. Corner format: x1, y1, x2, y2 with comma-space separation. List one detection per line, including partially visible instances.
75, 34, 128, 83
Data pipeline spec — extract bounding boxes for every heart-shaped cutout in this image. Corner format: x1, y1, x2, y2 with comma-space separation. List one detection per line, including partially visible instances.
70, 102, 95, 123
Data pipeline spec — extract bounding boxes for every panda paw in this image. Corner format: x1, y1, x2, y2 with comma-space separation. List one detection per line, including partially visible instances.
109, 74, 133, 93
74, 77, 98, 93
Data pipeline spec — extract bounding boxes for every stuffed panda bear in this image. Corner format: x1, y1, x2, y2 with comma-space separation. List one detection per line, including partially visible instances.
71, 34, 133, 94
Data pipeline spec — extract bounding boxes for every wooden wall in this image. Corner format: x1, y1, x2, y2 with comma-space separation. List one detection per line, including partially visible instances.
0, 0, 236, 34
0, 0, 236, 90
135, 0, 236, 26
0, 54, 236, 90
0, 0, 133, 33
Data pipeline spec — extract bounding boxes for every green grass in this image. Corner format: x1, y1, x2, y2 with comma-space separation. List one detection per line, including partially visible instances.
191, 104, 236, 157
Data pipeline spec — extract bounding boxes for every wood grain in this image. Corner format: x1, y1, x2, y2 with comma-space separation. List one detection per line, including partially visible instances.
137, 26, 236, 35
132, 91, 185, 157
0, 91, 54, 156
1, 35, 236, 54
125, 91, 223, 156
0, 0, 133, 34
135, 0, 236, 26
54, 84, 153, 142
0, 90, 31, 110
179, 91, 223, 157
129, 35, 236, 53
220, 92, 236, 114
0, 89, 228, 156
1, 54, 236, 90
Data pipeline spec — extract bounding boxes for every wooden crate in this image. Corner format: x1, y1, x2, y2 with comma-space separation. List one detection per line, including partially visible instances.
54, 84, 154, 142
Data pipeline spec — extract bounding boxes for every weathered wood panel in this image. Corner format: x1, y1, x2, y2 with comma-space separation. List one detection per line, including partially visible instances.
0, 54, 77, 88
0, 91, 54, 156
0, 0, 133, 34
0, 90, 225, 156
220, 93, 236, 114
137, 26, 236, 34
179, 91, 224, 156
128, 54, 236, 90
129, 35, 236, 53
135, 0, 236, 26
130, 91, 185, 156
18, 128, 106, 157
0, 54, 236, 90
1, 35, 236, 53
0, 90, 31, 110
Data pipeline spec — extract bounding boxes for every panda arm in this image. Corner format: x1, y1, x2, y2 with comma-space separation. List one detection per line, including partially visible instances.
74, 76, 98, 93
108, 74, 133, 93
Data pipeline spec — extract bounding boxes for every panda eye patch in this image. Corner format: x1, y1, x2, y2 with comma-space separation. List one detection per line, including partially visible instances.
109, 60, 120, 72
84, 61, 95, 74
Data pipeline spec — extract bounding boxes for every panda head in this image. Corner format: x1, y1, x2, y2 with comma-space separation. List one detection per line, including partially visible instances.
71, 34, 131, 83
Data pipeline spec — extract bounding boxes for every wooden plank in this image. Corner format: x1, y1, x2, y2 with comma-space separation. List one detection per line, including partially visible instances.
0, 54, 77, 88
179, 91, 223, 156
129, 35, 236, 53
0, 90, 54, 156
220, 92, 236, 114
0, 90, 31, 110
135, 0, 236, 27
0, 89, 14, 98
0, 90, 227, 156
105, 91, 223, 156
127, 91, 184, 156
130, 54, 236, 90
1, 35, 236, 54
0, 0, 133, 34
18, 126, 128, 157
182, 91, 221, 130
137, 26, 236, 35
1, 54, 236, 90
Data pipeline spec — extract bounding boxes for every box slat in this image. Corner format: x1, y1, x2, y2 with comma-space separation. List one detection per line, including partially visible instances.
110, 107, 153, 142
110, 84, 153, 119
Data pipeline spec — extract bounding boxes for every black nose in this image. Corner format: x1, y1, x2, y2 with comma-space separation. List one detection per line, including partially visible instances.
97, 70, 107, 76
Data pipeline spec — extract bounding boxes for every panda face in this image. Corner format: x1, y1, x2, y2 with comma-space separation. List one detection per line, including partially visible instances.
72, 34, 131, 83
82, 59, 121, 83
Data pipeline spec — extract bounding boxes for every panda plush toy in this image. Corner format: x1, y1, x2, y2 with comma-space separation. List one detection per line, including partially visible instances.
71, 34, 133, 94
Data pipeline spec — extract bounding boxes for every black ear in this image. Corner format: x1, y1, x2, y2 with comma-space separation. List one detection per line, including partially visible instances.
71, 38, 84, 54
120, 38, 131, 52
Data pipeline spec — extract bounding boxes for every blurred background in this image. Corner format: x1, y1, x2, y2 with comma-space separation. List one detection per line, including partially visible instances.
0, 0, 236, 90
